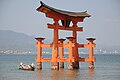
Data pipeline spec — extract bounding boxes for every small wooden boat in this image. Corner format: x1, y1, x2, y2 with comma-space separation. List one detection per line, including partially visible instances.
18, 62, 35, 71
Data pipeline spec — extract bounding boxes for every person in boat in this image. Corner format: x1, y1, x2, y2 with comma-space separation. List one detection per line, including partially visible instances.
31, 63, 34, 67
19, 62, 35, 70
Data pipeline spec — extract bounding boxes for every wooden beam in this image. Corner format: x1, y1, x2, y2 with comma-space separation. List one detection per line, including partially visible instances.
58, 43, 69, 48
57, 58, 68, 62
47, 24, 83, 31
41, 58, 51, 62
41, 44, 53, 47
78, 44, 89, 48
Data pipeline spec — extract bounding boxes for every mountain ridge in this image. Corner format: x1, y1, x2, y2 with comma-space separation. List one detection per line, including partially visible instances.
0, 30, 35, 50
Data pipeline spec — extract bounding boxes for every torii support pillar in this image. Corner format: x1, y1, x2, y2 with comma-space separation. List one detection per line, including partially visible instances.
35, 37, 45, 69
67, 37, 79, 69
59, 39, 66, 68
87, 38, 96, 69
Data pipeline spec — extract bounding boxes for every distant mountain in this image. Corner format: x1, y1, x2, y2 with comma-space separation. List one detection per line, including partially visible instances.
0, 30, 36, 50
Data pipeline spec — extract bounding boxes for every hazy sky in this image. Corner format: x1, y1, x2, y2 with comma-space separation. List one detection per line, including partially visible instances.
0, 0, 120, 47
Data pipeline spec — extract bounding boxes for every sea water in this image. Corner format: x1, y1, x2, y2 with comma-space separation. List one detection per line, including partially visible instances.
0, 54, 120, 80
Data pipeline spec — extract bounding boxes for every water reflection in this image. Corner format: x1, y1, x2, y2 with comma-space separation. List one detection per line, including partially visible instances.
36, 69, 41, 80
87, 69, 94, 74
36, 68, 95, 80
51, 69, 79, 80
84, 69, 95, 80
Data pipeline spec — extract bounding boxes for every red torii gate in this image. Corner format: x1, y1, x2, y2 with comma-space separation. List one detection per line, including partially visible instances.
35, 1, 96, 70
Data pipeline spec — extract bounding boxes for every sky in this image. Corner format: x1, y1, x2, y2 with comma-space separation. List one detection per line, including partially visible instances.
0, 0, 120, 47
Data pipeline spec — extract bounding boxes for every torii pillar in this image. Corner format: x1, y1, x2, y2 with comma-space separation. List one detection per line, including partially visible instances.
35, 37, 45, 69
51, 19, 59, 70
59, 39, 66, 68
87, 38, 96, 69
72, 21, 80, 69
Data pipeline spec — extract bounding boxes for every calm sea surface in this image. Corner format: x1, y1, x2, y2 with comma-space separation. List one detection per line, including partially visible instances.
0, 53, 120, 80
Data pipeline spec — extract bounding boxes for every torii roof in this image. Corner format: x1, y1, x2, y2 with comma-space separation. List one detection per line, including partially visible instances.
37, 1, 91, 18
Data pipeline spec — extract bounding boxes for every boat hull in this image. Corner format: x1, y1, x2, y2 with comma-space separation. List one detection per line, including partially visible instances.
19, 67, 35, 71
